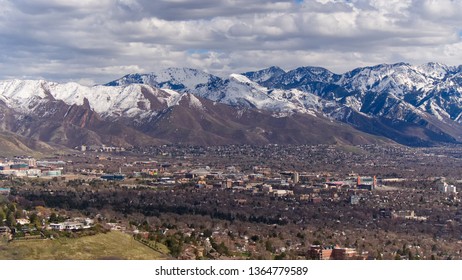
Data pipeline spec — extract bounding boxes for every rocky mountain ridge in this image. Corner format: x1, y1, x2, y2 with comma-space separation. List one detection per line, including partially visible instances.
0, 62, 461, 150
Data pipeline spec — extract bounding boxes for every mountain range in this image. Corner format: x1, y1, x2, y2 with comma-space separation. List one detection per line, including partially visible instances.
0, 62, 461, 153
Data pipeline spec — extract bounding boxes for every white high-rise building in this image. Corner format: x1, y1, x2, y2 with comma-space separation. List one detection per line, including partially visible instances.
438, 180, 457, 194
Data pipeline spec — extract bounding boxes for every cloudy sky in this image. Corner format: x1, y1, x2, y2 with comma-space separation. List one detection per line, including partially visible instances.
1, 0, 462, 85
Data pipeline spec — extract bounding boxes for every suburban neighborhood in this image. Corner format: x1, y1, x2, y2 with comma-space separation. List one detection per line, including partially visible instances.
1, 143, 462, 259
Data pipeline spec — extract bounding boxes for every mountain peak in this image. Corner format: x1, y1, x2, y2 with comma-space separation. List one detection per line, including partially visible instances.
105, 67, 218, 90
0, 62, 462, 148
104, 73, 145, 87
242, 66, 286, 84
413, 62, 454, 79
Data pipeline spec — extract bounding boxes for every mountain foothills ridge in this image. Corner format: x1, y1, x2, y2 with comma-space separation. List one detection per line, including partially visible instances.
0, 62, 462, 152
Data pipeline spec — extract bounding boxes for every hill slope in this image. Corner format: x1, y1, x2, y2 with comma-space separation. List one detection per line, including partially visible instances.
0, 231, 169, 260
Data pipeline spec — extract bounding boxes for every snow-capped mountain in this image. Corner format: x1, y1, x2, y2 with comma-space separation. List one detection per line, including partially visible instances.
193, 73, 325, 116
0, 75, 381, 148
241, 66, 286, 84
105, 62, 462, 145
265, 62, 462, 124
0, 79, 189, 120
104, 67, 327, 116
0, 62, 461, 149
104, 67, 219, 91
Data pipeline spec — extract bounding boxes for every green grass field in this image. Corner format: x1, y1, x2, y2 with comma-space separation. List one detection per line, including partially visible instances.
0, 231, 169, 260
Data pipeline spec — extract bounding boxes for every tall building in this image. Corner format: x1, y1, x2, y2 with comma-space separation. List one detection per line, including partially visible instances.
437, 179, 457, 194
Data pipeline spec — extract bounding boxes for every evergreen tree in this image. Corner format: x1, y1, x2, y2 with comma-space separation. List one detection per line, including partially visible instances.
6, 212, 16, 227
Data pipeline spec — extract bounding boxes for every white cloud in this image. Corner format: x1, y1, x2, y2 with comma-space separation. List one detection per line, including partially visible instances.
0, 0, 461, 84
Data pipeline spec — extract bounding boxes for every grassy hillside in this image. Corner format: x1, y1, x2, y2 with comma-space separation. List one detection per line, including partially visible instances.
0, 131, 64, 158
0, 231, 169, 260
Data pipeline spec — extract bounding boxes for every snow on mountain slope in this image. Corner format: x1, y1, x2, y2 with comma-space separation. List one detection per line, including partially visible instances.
275, 66, 339, 86
413, 62, 455, 80
1, 63, 462, 147
103, 66, 342, 118
335, 63, 462, 123
194, 73, 284, 109
105, 68, 325, 116
235, 63, 461, 125
242, 66, 286, 84
0, 79, 53, 112
152, 67, 214, 89
161, 88, 187, 108
0, 80, 185, 120
5, 63, 459, 126
105, 67, 217, 91
187, 94, 205, 110
192, 73, 324, 116
339, 63, 431, 96
53, 83, 149, 117
105, 63, 462, 126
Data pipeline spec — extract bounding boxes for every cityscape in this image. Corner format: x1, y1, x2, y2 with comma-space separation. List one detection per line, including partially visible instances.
1, 143, 462, 260
1, 3, 462, 278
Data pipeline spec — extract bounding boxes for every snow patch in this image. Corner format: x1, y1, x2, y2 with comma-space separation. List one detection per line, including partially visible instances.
188, 94, 204, 110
